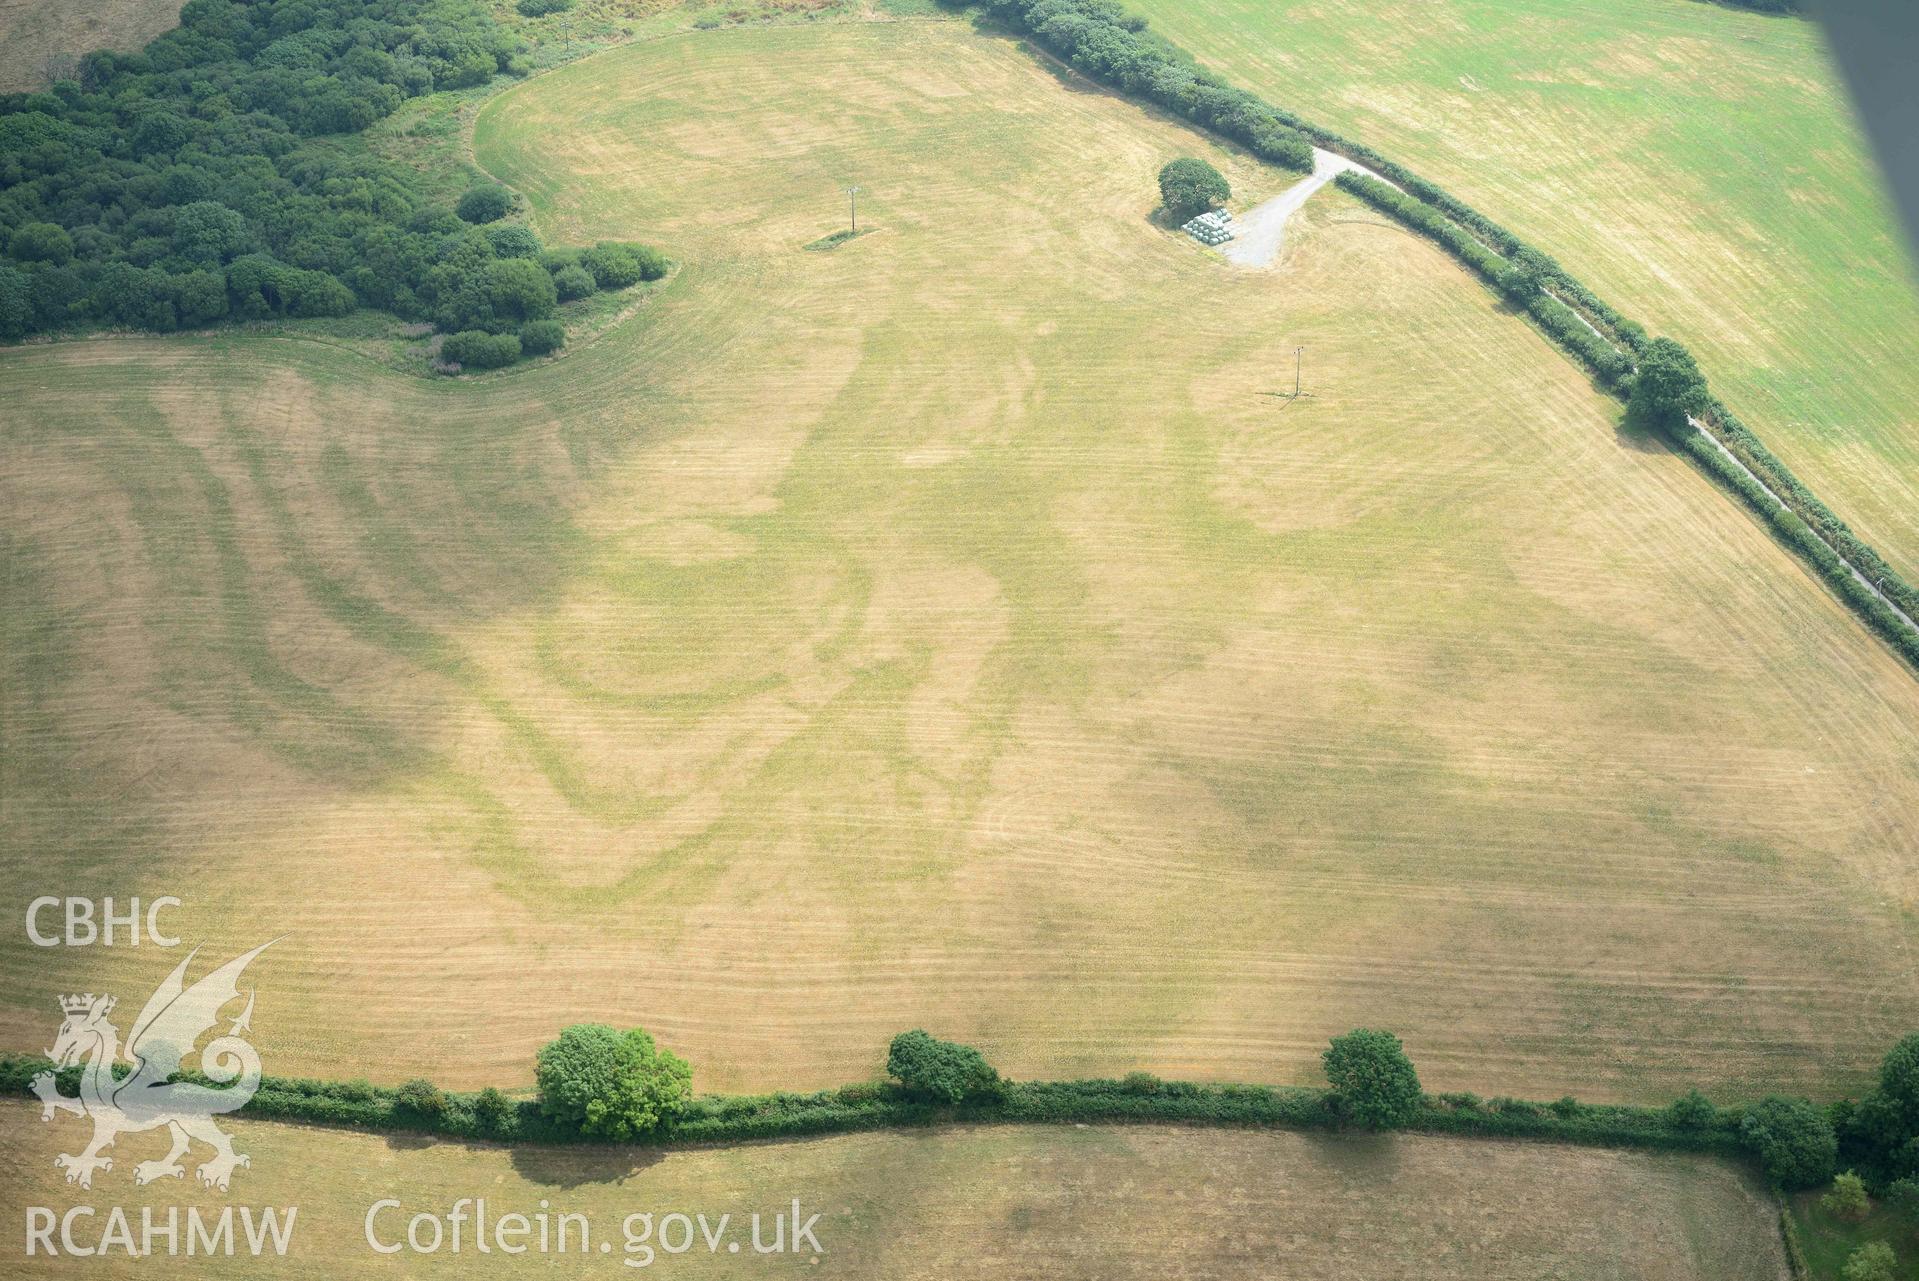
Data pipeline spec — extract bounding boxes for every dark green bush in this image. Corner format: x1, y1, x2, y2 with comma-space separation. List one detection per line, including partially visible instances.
1668, 1089, 1717, 1130
487, 225, 542, 259
483, 257, 558, 323
886, 1030, 1003, 1105
552, 264, 597, 301
1158, 157, 1230, 222
1885, 1177, 1919, 1217
535, 1024, 693, 1140
440, 329, 521, 369
7, 222, 74, 265
474, 1086, 513, 1136
457, 184, 515, 225
0, 266, 29, 341
518, 318, 565, 355
1322, 1029, 1421, 1130
517, 0, 572, 13
581, 241, 668, 289
395, 1077, 448, 1120
1742, 1095, 1839, 1190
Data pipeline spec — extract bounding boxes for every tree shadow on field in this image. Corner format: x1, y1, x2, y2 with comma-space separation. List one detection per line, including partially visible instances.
1292, 1128, 1410, 1183
383, 1131, 439, 1153
509, 1143, 667, 1188
1615, 400, 1674, 455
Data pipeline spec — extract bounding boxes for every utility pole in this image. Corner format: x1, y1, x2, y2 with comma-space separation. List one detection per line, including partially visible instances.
1293, 346, 1304, 398
846, 185, 861, 235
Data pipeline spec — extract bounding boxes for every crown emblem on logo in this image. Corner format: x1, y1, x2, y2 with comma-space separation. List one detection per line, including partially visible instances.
59, 994, 111, 1016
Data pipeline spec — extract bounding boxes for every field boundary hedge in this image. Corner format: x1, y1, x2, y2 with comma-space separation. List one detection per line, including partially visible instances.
960, 0, 1919, 671
0, 1052, 1755, 1161
1329, 177, 1919, 669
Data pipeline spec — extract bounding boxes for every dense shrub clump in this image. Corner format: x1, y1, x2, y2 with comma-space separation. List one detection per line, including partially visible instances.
581, 241, 668, 289
886, 1030, 1004, 1104
518, 317, 565, 355
535, 1024, 693, 1140
1741, 1095, 1839, 1190
441, 329, 520, 369
457, 184, 514, 225
0, 0, 668, 367
473, 1085, 513, 1136
1835, 1034, 1919, 1190
1157, 156, 1228, 221
1321, 1029, 1421, 1130
395, 1077, 448, 1120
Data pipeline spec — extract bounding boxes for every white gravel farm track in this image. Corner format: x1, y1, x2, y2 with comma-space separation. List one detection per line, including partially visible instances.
1222, 147, 1378, 267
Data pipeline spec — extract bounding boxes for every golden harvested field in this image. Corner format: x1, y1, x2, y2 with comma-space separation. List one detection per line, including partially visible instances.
1127, 0, 1919, 582
0, 1105, 1789, 1278
0, 0, 183, 91
3, 20, 1918, 1110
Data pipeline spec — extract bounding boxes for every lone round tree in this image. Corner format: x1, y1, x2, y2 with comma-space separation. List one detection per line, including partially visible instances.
1627, 336, 1710, 435
886, 1030, 1002, 1104
536, 1024, 693, 1140
1158, 157, 1230, 223
1322, 1029, 1422, 1129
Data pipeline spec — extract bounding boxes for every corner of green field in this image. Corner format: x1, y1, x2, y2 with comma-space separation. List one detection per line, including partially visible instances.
1790, 1191, 1919, 1280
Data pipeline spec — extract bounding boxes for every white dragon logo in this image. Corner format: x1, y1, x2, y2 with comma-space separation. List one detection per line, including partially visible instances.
31, 941, 275, 1192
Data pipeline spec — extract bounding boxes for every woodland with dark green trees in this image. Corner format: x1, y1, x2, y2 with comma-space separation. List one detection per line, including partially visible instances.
0, 0, 663, 367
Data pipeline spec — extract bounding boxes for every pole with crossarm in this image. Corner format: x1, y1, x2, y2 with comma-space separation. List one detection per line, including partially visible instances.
846, 185, 861, 235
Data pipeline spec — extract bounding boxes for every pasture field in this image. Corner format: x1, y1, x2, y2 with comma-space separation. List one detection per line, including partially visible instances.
0, 1104, 1788, 1278
3, 19, 1919, 1110
1125, 0, 1919, 585
0, 0, 183, 90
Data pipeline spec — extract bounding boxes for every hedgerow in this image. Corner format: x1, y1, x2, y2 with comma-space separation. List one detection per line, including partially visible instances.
0, 1051, 1755, 1159
942, 0, 1313, 173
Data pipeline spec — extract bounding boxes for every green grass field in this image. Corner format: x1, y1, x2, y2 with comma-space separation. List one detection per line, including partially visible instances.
0, 1103, 1787, 1278
4, 18, 1919, 1116
1125, 0, 1919, 587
